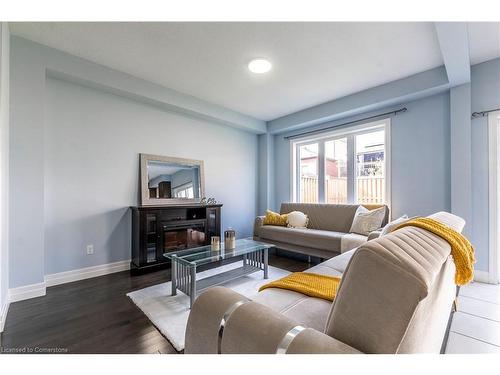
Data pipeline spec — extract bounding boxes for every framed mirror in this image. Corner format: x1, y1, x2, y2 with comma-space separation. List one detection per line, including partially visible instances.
140, 154, 205, 206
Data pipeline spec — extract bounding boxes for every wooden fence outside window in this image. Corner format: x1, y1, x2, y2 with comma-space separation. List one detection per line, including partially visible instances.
300, 176, 384, 204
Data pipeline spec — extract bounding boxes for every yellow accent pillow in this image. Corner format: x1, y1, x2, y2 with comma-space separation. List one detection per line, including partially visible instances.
263, 210, 288, 226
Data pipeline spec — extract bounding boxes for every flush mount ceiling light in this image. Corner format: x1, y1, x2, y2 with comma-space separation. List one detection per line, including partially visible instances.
248, 58, 272, 74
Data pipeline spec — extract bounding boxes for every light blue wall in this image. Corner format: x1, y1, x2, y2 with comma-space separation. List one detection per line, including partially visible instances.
390, 93, 451, 218
257, 133, 275, 215
10, 36, 259, 287
10, 35, 46, 288
273, 93, 451, 219
450, 84, 472, 238
0, 23, 10, 319
470, 58, 500, 272
471, 58, 500, 113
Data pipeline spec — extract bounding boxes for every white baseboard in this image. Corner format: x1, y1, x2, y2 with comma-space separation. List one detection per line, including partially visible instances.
9, 282, 46, 303
474, 270, 490, 283
0, 299, 10, 332
44, 259, 131, 287
4, 260, 131, 309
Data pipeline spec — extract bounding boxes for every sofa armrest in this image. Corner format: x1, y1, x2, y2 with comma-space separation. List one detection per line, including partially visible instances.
285, 328, 362, 354
368, 229, 383, 241
253, 215, 265, 238
185, 287, 361, 354
185, 286, 250, 353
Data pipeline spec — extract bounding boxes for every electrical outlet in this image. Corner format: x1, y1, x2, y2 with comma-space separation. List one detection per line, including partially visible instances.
86, 244, 94, 255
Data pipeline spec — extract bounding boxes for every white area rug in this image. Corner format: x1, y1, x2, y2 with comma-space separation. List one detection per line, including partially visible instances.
127, 262, 289, 351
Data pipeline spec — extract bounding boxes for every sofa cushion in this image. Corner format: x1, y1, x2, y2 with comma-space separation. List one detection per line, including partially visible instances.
252, 288, 333, 332
286, 211, 309, 228
307, 248, 356, 275
253, 251, 347, 331
340, 233, 367, 253
258, 226, 343, 253
379, 215, 410, 236
349, 206, 387, 235
263, 210, 288, 226
428, 211, 465, 232
253, 249, 352, 332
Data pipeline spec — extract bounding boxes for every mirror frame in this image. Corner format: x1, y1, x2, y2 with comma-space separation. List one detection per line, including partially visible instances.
140, 153, 205, 206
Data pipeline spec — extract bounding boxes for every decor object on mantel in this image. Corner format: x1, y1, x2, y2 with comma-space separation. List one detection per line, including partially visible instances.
130, 203, 222, 274
224, 228, 236, 250
211, 236, 221, 251
200, 197, 218, 205
140, 153, 205, 206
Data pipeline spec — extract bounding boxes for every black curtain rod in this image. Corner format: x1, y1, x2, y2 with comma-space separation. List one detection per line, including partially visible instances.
472, 108, 500, 118
284, 107, 407, 140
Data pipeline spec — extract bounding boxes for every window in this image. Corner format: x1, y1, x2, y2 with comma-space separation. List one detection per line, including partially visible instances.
299, 143, 319, 203
325, 138, 348, 204
292, 120, 390, 205
355, 129, 386, 204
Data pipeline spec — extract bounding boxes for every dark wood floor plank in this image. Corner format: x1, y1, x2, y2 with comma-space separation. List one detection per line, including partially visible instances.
0, 253, 309, 354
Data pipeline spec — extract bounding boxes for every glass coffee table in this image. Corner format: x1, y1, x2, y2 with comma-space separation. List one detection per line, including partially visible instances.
164, 238, 273, 308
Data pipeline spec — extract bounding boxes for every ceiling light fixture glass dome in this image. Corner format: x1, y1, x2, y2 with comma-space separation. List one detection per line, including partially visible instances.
248, 58, 272, 74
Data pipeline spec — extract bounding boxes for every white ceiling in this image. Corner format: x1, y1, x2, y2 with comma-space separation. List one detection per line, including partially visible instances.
468, 22, 500, 65
8, 22, 496, 121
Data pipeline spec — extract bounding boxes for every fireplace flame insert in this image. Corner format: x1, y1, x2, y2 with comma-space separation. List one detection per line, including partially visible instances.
162, 221, 206, 253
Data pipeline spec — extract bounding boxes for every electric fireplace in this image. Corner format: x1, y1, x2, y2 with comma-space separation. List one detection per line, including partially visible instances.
130, 204, 222, 274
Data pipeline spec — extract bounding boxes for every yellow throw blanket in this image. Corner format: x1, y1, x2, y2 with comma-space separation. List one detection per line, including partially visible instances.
392, 217, 475, 285
259, 272, 341, 301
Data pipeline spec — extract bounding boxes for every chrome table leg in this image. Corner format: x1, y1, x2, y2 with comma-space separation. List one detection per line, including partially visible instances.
264, 248, 269, 279
171, 255, 177, 296
190, 265, 197, 309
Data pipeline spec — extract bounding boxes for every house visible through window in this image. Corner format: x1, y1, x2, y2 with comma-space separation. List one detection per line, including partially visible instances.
292, 119, 390, 205
325, 138, 348, 204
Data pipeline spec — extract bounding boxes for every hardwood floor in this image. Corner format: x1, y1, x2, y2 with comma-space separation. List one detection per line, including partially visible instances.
0, 253, 311, 354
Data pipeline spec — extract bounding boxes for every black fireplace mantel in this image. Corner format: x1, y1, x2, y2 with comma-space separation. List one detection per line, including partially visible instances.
130, 204, 222, 274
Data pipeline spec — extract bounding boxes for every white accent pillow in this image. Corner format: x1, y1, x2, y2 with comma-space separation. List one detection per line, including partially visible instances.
380, 215, 410, 237
286, 211, 309, 228
349, 206, 386, 236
